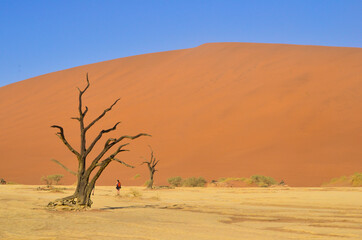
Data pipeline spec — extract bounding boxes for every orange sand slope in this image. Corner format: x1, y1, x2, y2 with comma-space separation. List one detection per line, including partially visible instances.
0, 43, 361, 186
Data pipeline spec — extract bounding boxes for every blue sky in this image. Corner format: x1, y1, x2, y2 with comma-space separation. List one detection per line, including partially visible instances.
0, 0, 361, 87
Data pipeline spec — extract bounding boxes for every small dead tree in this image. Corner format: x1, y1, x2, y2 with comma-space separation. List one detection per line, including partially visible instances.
49, 74, 149, 208
141, 146, 159, 189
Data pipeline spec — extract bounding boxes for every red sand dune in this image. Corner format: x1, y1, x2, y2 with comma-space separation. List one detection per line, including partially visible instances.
0, 43, 361, 187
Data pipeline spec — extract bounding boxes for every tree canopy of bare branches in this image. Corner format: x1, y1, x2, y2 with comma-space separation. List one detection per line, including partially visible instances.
49, 74, 150, 208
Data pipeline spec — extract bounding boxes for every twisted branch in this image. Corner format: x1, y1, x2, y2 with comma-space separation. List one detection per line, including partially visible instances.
50, 125, 80, 157
85, 121, 121, 157
84, 98, 120, 132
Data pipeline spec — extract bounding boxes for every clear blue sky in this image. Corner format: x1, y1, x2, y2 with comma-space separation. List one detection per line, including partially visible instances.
0, 0, 361, 87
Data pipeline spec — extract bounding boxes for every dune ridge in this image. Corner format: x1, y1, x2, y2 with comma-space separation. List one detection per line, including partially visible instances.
0, 42, 361, 186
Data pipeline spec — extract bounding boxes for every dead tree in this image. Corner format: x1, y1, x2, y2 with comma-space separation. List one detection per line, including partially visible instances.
49, 74, 149, 208
141, 146, 159, 189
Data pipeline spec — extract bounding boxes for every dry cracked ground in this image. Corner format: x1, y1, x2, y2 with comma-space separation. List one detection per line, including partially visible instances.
0, 185, 361, 240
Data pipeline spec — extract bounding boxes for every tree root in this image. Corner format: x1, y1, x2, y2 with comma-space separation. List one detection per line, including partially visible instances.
47, 195, 90, 211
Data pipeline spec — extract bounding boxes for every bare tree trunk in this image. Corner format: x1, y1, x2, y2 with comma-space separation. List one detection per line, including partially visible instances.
147, 169, 154, 189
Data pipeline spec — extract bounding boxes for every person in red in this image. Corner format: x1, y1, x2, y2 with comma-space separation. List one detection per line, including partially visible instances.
116, 180, 121, 194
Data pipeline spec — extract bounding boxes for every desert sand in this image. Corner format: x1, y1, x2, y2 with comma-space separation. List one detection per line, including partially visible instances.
0, 43, 361, 186
0, 185, 361, 239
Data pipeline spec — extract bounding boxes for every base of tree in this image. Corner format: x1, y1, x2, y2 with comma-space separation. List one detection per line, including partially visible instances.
47, 196, 92, 211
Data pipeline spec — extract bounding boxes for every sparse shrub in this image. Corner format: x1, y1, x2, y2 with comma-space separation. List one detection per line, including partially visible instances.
351, 173, 362, 187
129, 188, 142, 198
182, 177, 207, 187
168, 176, 183, 187
250, 175, 276, 187
322, 173, 362, 187
216, 176, 276, 187
244, 178, 254, 185
41, 174, 64, 187
330, 176, 347, 184
6, 181, 19, 185
218, 177, 227, 182
218, 177, 245, 183
133, 174, 141, 179
322, 175, 348, 186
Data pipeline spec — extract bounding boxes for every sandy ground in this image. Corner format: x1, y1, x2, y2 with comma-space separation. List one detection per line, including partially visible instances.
0, 185, 361, 240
